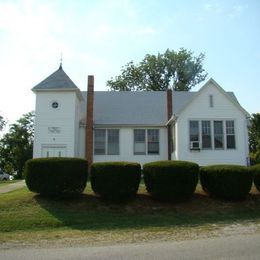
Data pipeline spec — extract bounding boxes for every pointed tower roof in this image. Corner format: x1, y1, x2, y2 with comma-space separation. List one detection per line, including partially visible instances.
32, 64, 78, 90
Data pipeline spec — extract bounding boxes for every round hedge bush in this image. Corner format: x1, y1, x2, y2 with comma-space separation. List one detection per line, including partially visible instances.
24, 158, 88, 197
200, 165, 252, 200
91, 161, 141, 201
251, 164, 260, 192
143, 160, 199, 201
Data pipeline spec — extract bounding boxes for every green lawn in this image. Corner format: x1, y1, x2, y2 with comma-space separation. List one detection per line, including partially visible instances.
0, 184, 260, 245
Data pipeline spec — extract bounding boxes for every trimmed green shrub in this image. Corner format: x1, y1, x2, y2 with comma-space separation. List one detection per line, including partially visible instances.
24, 158, 88, 197
251, 164, 260, 191
143, 160, 199, 201
91, 162, 141, 201
200, 165, 252, 200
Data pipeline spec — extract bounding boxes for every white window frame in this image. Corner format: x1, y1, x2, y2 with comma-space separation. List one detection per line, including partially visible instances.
201, 120, 212, 149
147, 129, 160, 155
188, 119, 236, 151
94, 129, 106, 155
213, 120, 224, 150
94, 129, 120, 155
107, 129, 120, 155
134, 129, 146, 155
134, 129, 160, 155
226, 120, 236, 149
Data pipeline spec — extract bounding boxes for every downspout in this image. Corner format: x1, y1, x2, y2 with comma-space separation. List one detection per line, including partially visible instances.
167, 89, 173, 160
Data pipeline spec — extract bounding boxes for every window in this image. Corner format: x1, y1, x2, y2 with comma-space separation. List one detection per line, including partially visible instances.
209, 95, 213, 108
52, 101, 59, 109
107, 129, 119, 155
188, 119, 236, 150
226, 120, 235, 149
94, 129, 119, 155
214, 121, 224, 149
134, 129, 160, 155
148, 129, 159, 154
189, 121, 199, 142
134, 129, 146, 155
202, 121, 211, 149
94, 129, 106, 155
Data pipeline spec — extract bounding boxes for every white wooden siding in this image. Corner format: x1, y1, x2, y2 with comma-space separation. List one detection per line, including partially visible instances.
33, 91, 78, 158
173, 82, 249, 165
93, 127, 168, 166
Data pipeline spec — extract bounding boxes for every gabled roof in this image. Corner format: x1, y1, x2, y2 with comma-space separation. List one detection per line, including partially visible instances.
172, 89, 239, 115
32, 66, 248, 125
174, 78, 249, 117
32, 64, 78, 90
172, 91, 196, 114
81, 91, 168, 126
79, 80, 245, 126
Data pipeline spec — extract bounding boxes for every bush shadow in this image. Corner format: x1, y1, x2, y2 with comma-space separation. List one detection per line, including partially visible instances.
34, 189, 260, 232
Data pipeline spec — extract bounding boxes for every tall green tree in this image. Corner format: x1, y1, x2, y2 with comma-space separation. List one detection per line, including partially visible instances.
0, 111, 34, 178
107, 48, 207, 91
249, 113, 260, 164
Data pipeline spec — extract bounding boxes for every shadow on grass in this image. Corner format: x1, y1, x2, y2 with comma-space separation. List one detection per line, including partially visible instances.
34, 190, 260, 231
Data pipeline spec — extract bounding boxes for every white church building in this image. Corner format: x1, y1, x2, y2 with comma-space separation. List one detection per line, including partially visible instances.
32, 64, 250, 166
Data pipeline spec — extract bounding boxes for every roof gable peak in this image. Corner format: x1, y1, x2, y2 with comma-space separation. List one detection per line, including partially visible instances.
32, 65, 78, 91
175, 78, 249, 116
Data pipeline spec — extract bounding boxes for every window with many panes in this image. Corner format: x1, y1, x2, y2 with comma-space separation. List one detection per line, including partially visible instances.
94, 129, 119, 155
226, 120, 235, 149
214, 121, 224, 149
134, 129, 146, 154
189, 120, 235, 150
107, 129, 119, 155
202, 120, 211, 149
134, 129, 159, 155
94, 129, 106, 155
148, 129, 159, 154
189, 121, 199, 142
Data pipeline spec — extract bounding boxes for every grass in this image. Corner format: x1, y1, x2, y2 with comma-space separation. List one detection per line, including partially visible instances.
0, 184, 260, 246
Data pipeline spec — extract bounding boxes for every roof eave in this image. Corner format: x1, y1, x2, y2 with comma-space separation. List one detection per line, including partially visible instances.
91, 123, 166, 128
31, 88, 78, 92
32, 87, 84, 101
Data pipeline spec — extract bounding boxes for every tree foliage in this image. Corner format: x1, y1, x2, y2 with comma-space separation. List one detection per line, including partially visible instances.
0, 115, 6, 131
0, 111, 35, 178
249, 113, 260, 165
107, 48, 207, 91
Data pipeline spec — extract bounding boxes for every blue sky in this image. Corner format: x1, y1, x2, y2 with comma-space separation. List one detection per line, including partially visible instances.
0, 0, 259, 125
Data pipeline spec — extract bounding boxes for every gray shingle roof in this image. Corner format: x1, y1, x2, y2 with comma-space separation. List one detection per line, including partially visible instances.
32, 65, 78, 90
80, 90, 240, 126
81, 91, 167, 125
172, 91, 196, 114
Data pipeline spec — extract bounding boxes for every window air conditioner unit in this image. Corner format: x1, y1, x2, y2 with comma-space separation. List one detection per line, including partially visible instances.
190, 141, 200, 150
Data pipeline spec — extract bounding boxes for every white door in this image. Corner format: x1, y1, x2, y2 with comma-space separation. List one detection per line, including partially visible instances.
41, 146, 67, 158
